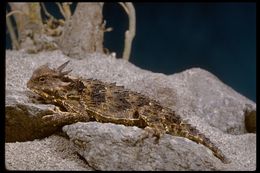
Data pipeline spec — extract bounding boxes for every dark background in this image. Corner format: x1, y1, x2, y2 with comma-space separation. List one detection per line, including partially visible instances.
6, 3, 256, 102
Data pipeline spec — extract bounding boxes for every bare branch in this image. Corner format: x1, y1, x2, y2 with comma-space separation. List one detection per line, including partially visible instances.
56, 2, 72, 20
6, 10, 20, 50
119, 2, 129, 15
120, 2, 136, 61
102, 20, 113, 32
61, 2, 72, 20
6, 10, 26, 18
40, 2, 55, 19
8, 3, 54, 53
56, 2, 66, 19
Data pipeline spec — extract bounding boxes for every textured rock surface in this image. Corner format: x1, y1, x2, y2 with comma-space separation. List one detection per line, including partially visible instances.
63, 122, 223, 171
63, 122, 256, 171
5, 135, 93, 170
5, 50, 256, 170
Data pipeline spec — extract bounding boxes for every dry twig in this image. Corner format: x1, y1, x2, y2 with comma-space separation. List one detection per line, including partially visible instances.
119, 2, 136, 61
6, 10, 20, 50
40, 2, 55, 19
56, 2, 72, 20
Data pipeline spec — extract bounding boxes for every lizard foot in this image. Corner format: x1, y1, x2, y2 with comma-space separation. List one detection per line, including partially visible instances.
137, 126, 165, 144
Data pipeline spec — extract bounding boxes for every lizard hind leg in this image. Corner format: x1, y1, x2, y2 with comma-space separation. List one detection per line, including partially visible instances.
142, 124, 166, 144
137, 112, 167, 144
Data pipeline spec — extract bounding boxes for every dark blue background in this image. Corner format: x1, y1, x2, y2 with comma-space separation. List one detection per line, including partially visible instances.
103, 3, 256, 102
6, 3, 256, 102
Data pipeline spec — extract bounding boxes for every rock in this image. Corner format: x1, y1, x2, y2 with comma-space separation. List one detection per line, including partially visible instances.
169, 69, 256, 135
244, 109, 256, 133
63, 122, 222, 171
5, 135, 92, 170
63, 122, 256, 171
5, 50, 256, 170
5, 101, 59, 142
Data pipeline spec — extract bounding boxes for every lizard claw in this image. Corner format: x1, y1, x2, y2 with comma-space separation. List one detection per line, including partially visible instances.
42, 114, 56, 120
137, 126, 164, 144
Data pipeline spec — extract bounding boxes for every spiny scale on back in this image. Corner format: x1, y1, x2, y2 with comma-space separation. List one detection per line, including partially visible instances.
27, 61, 230, 164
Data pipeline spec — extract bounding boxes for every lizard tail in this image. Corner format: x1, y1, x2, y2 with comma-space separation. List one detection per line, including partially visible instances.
168, 123, 231, 164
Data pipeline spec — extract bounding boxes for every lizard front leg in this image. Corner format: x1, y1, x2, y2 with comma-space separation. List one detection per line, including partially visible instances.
42, 106, 90, 127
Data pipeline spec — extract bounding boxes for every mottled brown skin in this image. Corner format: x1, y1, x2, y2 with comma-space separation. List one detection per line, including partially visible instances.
27, 61, 230, 164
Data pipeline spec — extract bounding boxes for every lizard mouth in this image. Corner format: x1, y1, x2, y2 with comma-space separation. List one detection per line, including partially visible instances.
31, 88, 53, 100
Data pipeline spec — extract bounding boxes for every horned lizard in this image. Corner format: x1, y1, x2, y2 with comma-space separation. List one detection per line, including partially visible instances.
27, 61, 230, 164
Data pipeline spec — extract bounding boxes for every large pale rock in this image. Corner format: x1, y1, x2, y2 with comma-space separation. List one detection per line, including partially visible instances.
63, 122, 225, 171
5, 50, 256, 170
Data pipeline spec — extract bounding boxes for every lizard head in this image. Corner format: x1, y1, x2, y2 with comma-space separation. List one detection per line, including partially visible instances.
27, 61, 73, 100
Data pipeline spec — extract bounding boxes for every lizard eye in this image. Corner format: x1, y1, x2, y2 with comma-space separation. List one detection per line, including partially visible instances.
39, 77, 46, 82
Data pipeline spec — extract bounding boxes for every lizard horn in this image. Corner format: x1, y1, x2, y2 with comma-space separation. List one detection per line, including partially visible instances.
57, 60, 70, 71
57, 60, 72, 75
